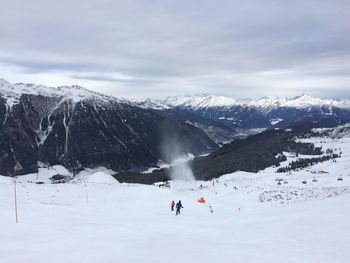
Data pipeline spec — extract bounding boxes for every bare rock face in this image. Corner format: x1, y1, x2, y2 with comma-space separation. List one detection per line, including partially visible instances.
0, 82, 218, 176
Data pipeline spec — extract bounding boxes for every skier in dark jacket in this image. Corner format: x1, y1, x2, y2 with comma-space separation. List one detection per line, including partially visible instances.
176, 200, 183, 215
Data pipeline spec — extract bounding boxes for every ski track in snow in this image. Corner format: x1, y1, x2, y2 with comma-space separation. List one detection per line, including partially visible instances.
0, 135, 350, 263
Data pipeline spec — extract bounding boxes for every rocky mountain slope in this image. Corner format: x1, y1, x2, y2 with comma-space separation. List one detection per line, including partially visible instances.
0, 79, 218, 176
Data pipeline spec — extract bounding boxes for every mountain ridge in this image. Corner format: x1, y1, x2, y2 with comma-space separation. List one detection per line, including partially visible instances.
137, 94, 350, 112
2, 79, 349, 112
135, 94, 350, 131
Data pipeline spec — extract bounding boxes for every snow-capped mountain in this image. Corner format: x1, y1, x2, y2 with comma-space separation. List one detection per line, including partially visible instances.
0, 79, 217, 176
1, 78, 349, 176
0, 78, 116, 106
137, 94, 350, 130
140, 94, 350, 110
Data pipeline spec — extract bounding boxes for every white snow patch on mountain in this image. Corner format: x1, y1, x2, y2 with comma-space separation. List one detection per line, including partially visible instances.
162, 94, 240, 108
132, 98, 171, 110
270, 118, 284, 125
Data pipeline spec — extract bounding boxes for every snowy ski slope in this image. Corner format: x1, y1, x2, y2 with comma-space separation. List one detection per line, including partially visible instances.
0, 133, 350, 263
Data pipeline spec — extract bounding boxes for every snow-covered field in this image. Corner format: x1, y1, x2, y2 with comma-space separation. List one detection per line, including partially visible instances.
1, 135, 350, 263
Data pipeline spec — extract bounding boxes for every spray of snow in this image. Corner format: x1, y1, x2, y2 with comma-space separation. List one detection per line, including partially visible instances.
161, 129, 195, 182
170, 156, 195, 182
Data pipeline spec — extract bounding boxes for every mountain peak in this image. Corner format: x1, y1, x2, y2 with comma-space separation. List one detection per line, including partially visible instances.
162, 94, 239, 108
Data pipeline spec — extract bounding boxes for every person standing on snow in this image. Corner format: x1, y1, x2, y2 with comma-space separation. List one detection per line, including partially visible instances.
176, 200, 184, 215
171, 200, 175, 211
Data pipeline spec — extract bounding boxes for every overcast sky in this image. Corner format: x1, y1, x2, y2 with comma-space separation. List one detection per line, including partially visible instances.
0, 0, 349, 99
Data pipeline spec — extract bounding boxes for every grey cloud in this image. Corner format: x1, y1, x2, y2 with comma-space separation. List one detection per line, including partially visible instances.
0, 0, 349, 98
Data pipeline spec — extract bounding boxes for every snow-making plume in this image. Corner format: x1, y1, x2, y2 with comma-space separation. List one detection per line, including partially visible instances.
169, 157, 195, 182
161, 126, 195, 182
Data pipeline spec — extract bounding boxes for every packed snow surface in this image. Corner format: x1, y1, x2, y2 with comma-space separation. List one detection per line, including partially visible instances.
1, 133, 350, 263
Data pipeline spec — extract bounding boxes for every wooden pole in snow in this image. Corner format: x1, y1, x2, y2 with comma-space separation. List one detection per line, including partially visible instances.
14, 177, 18, 223
85, 182, 89, 204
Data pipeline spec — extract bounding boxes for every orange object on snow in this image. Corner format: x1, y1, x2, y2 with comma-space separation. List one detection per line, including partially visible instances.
197, 197, 206, 204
